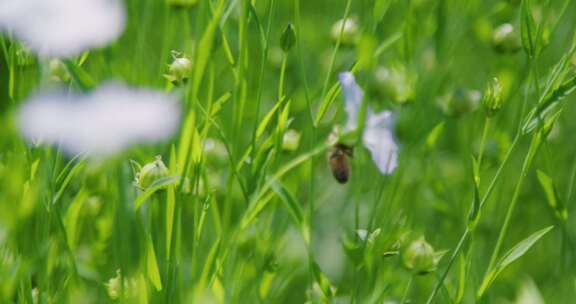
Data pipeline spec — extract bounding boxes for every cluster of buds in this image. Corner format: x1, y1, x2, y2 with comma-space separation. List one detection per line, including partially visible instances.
482, 77, 504, 117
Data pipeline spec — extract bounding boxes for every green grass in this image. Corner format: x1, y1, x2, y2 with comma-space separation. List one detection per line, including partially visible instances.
2, 0, 576, 303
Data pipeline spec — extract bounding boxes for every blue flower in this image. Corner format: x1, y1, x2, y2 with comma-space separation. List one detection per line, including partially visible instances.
338, 72, 399, 175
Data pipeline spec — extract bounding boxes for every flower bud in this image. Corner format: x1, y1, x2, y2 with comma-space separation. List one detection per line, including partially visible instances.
282, 129, 301, 151
482, 77, 504, 117
403, 237, 441, 275
49, 59, 70, 82
492, 23, 521, 53
105, 270, 139, 301
105, 270, 121, 300
264, 253, 280, 272
165, 51, 193, 85
331, 17, 358, 45
280, 23, 296, 52
31, 288, 39, 304
135, 156, 169, 189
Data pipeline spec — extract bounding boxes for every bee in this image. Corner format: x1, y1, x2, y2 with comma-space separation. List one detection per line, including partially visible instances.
328, 143, 354, 184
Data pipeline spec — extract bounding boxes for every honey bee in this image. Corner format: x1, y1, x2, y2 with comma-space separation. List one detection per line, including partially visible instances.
328, 143, 354, 184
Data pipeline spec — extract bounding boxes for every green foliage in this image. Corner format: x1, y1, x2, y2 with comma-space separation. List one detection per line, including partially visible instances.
478, 226, 554, 298
2, 0, 576, 303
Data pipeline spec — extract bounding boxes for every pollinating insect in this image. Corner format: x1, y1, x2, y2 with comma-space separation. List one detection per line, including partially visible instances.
328, 143, 354, 184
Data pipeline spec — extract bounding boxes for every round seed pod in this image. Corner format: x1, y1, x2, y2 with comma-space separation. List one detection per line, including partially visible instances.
135, 156, 169, 189
403, 237, 438, 275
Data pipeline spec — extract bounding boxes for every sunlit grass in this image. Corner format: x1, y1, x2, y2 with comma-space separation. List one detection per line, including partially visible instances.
1, 0, 576, 303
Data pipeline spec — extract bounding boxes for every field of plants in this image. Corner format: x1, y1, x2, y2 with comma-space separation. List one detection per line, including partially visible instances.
1, 0, 576, 303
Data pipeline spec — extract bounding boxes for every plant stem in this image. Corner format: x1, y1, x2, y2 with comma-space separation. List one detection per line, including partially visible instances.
425, 134, 521, 304
278, 54, 288, 100
477, 132, 541, 298
318, 0, 353, 126
476, 118, 491, 175
400, 274, 414, 304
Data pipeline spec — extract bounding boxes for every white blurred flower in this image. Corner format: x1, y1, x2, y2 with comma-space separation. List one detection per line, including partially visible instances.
0, 0, 125, 57
338, 72, 399, 175
17, 83, 181, 157
330, 17, 358, 45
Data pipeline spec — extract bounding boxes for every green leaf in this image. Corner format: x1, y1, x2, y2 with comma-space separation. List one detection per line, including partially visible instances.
53, 159, 85, 205
496, 226, 553, 271
129, 160, 142, 180
146, 236, 162, 291
311, 261, 335, 299
523, 75, 576, 134
240, 191, 276, 230
209, 91, 232, 117
240, 144, 328, 230
467, 160, 481, 228
426, 121, 445, 148
197, 239, 221, 291
256, 98, 284, 140
373, 0, 392, 25
55, 153, 85, 185
274, 100, 292, 153
270, 180, 305, 232
190, 0, 226, 102
166, 146, 177, 257
315, 62, 359, 126
536, 170, 567, 221
62, 59, 96, 91
479, 226, 553, 296
277, 100, 291, 134
64, 189, 88, 250
520, 0, 537, 58
315, 81, 343, 126
248, 3, 266, 48
134, 175, 181, 209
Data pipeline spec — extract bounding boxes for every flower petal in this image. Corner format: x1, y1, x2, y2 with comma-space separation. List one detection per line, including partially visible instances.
362, 111, 399, 175
0, 0, 125, 57
338, 72, 364, 131
17, 83, 181, 157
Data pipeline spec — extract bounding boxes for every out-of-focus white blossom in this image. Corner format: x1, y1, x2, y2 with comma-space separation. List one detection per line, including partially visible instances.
330, 17, 358, 45
338, 72, 399, 175
282, 129, 301, 152
17, 83, 181, 157
0, 0, 125, 57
